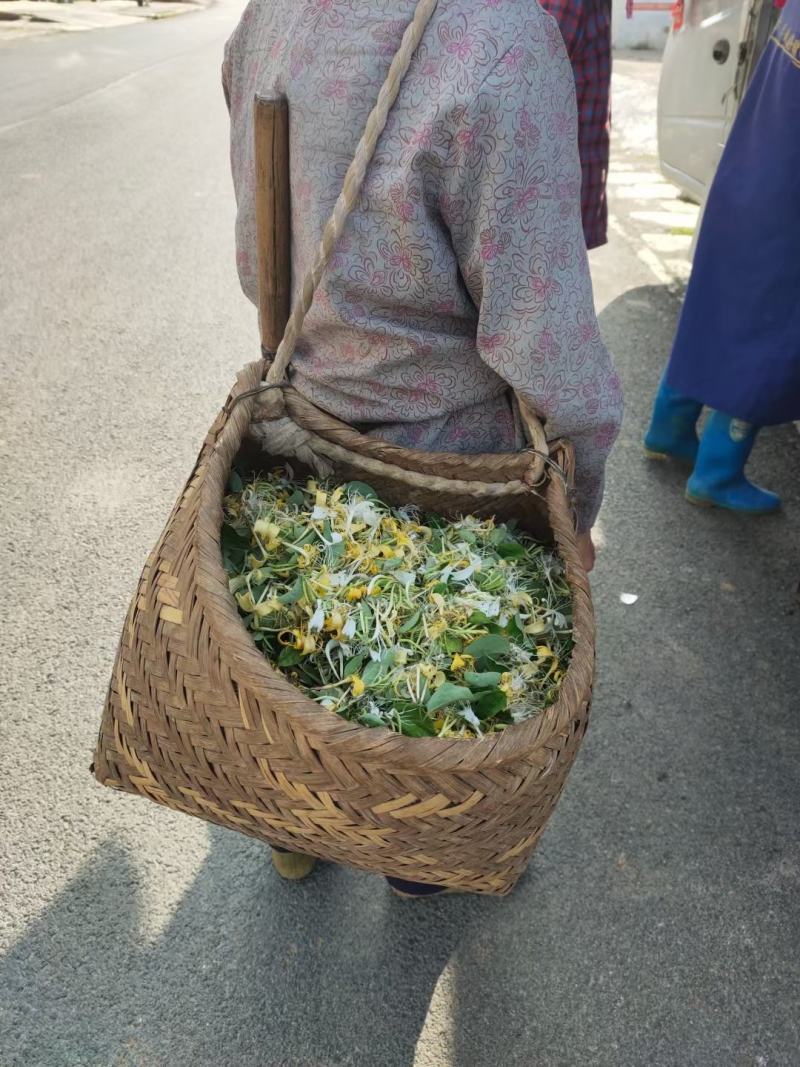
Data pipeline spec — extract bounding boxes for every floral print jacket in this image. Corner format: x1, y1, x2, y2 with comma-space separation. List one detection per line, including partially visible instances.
223, 0, 622, 530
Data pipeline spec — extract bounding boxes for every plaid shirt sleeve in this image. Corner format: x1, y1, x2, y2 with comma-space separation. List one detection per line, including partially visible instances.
539, 0, 612, 248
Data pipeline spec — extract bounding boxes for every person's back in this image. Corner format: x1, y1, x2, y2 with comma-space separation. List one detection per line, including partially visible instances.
224, 0, 622, 533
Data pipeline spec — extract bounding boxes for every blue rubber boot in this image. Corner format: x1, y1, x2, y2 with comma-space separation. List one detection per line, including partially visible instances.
686, 412, 781, 513
644, 377, 703, 464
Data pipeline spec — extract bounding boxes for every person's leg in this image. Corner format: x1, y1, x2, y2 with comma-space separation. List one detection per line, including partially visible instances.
271, 845, 316, 880
272, 846, 456, 895
385, 876, 450, 898
644, 374, 703, 464
686, 411, 780, 513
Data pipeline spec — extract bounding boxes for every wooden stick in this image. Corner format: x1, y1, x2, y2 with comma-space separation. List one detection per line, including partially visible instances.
253, 96, 291, 355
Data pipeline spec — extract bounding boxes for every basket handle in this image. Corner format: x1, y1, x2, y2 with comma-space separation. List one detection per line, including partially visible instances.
254, 97, 291, 354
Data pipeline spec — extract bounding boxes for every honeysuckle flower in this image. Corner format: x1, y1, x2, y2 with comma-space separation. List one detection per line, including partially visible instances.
223, 472, 573, 740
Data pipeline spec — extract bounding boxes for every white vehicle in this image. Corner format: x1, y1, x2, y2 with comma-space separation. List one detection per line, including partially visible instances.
657, 0, 781, 203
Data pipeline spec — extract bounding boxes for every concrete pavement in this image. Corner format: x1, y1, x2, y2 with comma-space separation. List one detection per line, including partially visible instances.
0, 0, 202, 43
1, 11, 798, 1066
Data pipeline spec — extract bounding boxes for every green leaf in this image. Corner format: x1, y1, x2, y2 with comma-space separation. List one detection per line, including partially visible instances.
465, 634, 511, 661
343, 653, 367, 677
277, 647, 303, 667
399, 720, 435, 738
288, 489, 305, 507
496, 542, 526, 560
476, 569, 506, 592
427, 683, 474, 714
360, 713, 385, 728
344, 480, 378, 500
464, 670, 502, 690
399, 609, 421, 634
431, 582, 449, 595
221, 523, 250, 552
468, 610, 495, 627
279, 577, 306, 605
441, 633, 463, 653
362, 660, 384, 685
227, 469, 244, 494
473, 689, 508, 720
327, 540, 346, 562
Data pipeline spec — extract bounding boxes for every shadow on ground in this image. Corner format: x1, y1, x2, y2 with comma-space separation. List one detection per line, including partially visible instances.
2, 284, 799, 1067
0, 830, 497, 1067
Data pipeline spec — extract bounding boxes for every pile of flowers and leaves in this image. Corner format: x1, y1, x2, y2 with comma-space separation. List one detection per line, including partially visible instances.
222, 471, 574, 740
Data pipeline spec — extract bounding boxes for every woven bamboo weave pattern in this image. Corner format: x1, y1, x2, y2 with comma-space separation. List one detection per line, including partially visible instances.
94, 362, 595, 895
93, 0, 596, 895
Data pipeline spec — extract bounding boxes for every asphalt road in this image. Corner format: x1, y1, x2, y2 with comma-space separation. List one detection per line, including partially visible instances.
1, 8, 799, 1066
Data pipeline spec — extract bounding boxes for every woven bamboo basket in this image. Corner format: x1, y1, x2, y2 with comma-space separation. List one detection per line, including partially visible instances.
93, 0, 596, 895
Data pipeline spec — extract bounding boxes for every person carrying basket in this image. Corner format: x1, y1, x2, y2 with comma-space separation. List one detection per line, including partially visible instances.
216, 0, 622, 897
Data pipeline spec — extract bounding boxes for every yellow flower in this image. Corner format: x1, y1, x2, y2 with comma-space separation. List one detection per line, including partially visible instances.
510, 592, 533, 609
350, 675, 366, 697
346, 586, 368, 602
297, 545, 319, 568
236, 591, 257, 613
429, 592, 446, 612
428, 619, 447, 639
345, 541, 363, 560
278, 628, 304, 650
450, 653, 468, 671
324, 610, 345, 633
524, 619, 548, 636
252, 597, 282, 618
536, 645, 555, 660
253, 520, 281, 550
300, 634, 317, 655
499, 671, 514, 699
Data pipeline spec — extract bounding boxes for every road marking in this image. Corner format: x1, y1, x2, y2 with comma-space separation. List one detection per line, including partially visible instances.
614, 182, 680, 200
610, 214, 673, 284
642, 232, 693, 254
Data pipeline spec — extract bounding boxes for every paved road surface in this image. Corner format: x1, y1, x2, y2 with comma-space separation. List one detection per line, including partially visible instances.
1, 7, 798, 1065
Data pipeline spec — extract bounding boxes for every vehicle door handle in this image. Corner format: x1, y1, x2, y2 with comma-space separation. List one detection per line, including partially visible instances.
713, 39, 731, 63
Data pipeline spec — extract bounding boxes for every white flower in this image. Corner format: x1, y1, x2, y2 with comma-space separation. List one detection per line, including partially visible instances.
474, 596, 501, 618
342, 617, 357, 639
511, 703, 537, 724
310, 505, 333, 521
308, 604, 325, 632
348, 500, 381, 527
458, 706, 483, 734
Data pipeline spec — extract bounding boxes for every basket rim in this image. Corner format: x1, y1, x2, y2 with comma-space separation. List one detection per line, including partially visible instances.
195, 361, 595, 773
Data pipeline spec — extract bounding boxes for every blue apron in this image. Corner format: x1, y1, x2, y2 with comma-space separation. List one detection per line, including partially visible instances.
666, 0, 800, 426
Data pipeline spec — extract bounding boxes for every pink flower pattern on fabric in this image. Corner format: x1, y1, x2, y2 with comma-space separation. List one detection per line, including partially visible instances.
223, 0, 622, 530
